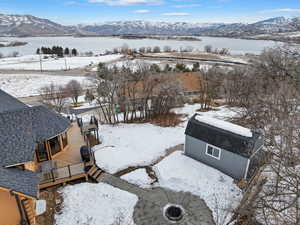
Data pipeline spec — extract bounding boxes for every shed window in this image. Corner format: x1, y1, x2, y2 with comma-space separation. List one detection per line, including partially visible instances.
206, 144, 221, 160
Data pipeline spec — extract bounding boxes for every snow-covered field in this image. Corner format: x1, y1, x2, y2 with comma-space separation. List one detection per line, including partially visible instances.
56, 183, 138, 225
0, 74, 92, 97
0, 54, 123, 71
154, 151, 242, 223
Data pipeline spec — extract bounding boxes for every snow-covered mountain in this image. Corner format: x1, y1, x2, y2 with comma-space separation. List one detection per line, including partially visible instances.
76, 17, 300, 37
78, 20, 224, 35
0, 14, 299, 37
0, 14, 80, 36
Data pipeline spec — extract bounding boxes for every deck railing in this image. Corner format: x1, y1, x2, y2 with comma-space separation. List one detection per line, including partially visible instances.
39, 162, 85, 184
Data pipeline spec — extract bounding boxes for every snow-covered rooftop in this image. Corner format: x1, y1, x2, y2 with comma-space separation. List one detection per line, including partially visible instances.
195, 115, 252, 138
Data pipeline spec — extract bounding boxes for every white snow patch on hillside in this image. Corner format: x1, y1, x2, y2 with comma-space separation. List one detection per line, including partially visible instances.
154, 151, 242, 223
121, 168, 154, 188
56, 183, 138, 225
195, 115, 252, 137
0, 74, 91, 97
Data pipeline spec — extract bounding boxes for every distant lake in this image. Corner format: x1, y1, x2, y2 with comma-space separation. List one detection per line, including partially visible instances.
0, 36, 282, 56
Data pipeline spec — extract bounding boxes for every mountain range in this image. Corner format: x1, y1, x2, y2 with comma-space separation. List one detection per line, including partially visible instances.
0, 14, 299, 38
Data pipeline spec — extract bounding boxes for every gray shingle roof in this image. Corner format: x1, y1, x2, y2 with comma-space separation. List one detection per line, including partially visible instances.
0, 167, 38, 198
185, 114, 261, 158
0, 91, 70, 197
0, 89, 28, 113
0, 105, 70, 166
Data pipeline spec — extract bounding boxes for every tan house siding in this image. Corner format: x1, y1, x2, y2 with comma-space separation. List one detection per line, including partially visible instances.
0, 189, 21, 225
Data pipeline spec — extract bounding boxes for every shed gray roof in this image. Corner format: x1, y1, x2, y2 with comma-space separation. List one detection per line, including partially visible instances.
0, 89, 28, 113
0, 167, 38, 198
185, 114, 261, 158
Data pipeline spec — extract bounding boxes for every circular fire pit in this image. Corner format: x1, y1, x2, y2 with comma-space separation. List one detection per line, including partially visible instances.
133, 188, 215, 225
164, 204, 185, 222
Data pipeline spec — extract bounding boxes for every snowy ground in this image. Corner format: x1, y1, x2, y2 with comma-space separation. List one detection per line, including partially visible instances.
0, 54, 123, 71
94, 105, 240, 174
94, 123, 184, 174
56, 183, 138, 225
154, 151, 242, 224
0, 74, 92, 97
58, 104, 243, 225
121, 168, 154, 188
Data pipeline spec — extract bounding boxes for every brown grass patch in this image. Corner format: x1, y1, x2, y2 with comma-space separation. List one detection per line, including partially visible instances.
150, 113, 185, 127
36, 187, 63, 225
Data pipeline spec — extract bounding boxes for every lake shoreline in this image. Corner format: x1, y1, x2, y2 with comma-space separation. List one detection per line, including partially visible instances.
0, 36, 286, 56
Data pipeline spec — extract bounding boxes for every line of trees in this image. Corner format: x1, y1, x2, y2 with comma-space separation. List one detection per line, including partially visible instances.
109, 44, 195, 55
36, 46, 78, 57
91, 62, 183, 124
221, 46, 300, 225
39, 80, 83, 112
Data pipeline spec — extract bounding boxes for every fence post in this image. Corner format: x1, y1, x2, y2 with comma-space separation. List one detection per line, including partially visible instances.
68, 165, 72, 178
51, 169, 55, 182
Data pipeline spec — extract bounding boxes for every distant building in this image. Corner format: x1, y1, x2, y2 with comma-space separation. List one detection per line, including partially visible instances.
184, 114, 264, 180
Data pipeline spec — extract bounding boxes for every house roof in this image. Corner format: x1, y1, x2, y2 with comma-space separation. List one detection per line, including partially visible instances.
0, 105, 70, 167
185, 114, 261, 158
0, 167, 38, 198
176, 72, 202, 92
0, 89, 28, 113
0, 89, 70, 197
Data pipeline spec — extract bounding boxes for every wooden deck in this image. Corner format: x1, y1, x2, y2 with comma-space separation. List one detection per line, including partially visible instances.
38, 122, 93, 189
39, 173, 88, 189
52, 122, 87, 168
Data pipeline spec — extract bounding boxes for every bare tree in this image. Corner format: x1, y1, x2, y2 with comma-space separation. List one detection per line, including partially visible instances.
231, 46, 300, 225
65, 80, 83, 106
153, 46, 161, 53
204, 45, 212, 53
39, 83, 67, 112
121, 43, 129, 54
198, 66, 223, 110
138, 47, 146, 53
163, 45, 172, 52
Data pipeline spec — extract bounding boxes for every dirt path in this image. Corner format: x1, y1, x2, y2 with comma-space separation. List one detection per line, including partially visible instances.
113, 144, 184, 180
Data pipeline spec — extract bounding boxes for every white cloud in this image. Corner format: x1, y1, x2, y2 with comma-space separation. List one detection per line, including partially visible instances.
134, 9, 151, 14
88, 0, 163, 6
259, 8, 300, 13
162, 12, 191, 16
172, 4, 201, 8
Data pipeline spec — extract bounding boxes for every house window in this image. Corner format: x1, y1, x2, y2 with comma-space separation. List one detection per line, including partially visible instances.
206, 144, 221, 160
49, 136, 61, 156
36, 142, 49, 162
61, 132, 68, 149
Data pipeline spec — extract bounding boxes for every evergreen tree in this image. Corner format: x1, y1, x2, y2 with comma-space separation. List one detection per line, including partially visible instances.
64, 48, 70, 56
71, 48, 78, 56
36, 48, 40, 55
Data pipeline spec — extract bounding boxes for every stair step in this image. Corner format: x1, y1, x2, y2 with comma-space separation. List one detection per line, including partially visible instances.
23, 200, 35, 225
87, 166, 97, 176
96, 173, 106, 183
92, 169, 102, 178
95, 171, 103, 180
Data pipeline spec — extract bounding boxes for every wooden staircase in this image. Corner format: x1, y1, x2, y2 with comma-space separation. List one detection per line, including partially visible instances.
87, 165, 104, 183
23, 199, 35, 225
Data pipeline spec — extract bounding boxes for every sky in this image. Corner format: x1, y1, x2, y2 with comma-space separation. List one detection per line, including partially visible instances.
0, 0, 300, 25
